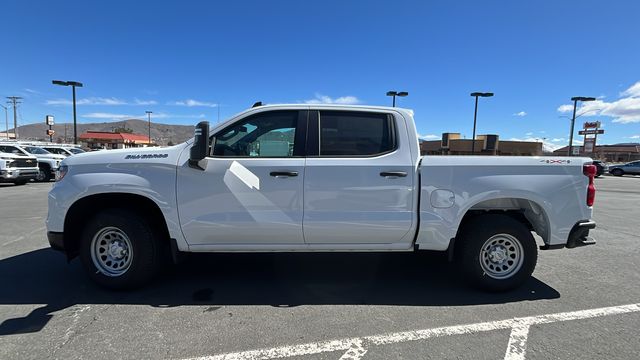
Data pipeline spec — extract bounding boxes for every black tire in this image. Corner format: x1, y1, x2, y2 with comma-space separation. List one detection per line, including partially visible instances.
36, 164, 51, 182
456, 214, 538, 292
611, 169, 624, 177
80, 209, 162, 289
13, 180, 27, 186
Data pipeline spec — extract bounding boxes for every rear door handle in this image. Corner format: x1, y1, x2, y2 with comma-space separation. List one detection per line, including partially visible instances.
380, 171, 407, 178
270, 171, 298, 177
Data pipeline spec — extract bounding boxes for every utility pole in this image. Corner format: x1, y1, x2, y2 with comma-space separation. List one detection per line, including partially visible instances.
6, 96, 22, 139
145, 111, 153, 146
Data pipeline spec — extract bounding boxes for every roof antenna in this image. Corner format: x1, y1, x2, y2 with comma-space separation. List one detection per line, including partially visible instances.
252, 101, 263, 108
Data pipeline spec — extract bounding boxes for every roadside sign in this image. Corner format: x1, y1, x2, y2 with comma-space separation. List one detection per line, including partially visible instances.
584, 138, 595, 152
579, 129, 605, 135
583, 121, 601, 129
46, 129, 55, 136
45, 115, 55, 126
572, 146, 580, 155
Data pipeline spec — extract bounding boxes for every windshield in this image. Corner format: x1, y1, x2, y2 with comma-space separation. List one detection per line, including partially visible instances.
44, 147, 68, 155
24, 146, 52, 155
0, 145, 28, 156
67, 147, 85, 154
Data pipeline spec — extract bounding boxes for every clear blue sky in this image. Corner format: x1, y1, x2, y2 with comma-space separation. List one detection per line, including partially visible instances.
2, 0, 639, 149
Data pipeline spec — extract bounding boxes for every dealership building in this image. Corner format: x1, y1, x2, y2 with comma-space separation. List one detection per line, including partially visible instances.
420, 133, 543, 156
79, 131, 154, 150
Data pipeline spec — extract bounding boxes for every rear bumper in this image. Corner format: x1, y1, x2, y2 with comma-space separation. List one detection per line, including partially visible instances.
47, 231, 66, 252
541, 220, 596, 250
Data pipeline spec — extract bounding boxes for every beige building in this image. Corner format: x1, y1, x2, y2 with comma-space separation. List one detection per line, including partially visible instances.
553, 143, 640, 162
420, 133, 543, 156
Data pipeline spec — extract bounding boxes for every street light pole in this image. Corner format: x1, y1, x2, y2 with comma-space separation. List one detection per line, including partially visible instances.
146, 111, 153, 145
469, 92, 494, 154
386, 91, 408, 107
72, 85, 78, 144
567, 96, 596, 156
52, 80, 83, 144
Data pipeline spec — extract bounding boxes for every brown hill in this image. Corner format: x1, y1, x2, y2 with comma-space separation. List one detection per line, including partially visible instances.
10, 119, 195, 146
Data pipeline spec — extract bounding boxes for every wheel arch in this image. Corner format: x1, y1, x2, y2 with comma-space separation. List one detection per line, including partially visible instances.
63, 192, 171, 259
450, 197, 550, 258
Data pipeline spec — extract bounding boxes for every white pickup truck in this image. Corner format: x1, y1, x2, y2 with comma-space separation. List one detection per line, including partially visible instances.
0, 148, 39, 185
47, 104, 598, 291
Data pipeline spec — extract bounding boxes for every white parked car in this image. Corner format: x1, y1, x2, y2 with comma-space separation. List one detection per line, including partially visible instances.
47, 104, 598, 291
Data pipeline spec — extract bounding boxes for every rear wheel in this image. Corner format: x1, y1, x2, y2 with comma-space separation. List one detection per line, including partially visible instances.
80, 209, 161, 289
13, 180, 27, 186
456, 214, 537, 291
611, 169, 624, 176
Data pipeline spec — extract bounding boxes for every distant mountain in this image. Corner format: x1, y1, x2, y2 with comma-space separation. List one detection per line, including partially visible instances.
9, 119, 195, 146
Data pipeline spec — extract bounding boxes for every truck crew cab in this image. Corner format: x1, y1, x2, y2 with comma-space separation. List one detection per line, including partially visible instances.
47, 104, 597, 291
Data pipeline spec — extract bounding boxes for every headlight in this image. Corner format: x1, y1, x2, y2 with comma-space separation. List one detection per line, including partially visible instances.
55, 165, 68, 181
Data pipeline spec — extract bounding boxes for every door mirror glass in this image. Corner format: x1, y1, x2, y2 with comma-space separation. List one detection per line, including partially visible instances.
189, 121, 210, 168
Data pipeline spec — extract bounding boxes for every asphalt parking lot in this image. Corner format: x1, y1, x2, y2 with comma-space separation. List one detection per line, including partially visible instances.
1, 176, 639, 360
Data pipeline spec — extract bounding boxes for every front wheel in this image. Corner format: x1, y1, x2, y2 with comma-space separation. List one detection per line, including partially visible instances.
611, 169, 624, 177
456, 214, 538, 292
36, 165, 52, 182
80, 209, 161, 289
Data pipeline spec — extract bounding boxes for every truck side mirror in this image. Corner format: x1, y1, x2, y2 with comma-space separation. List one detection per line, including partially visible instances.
189, 121, 210, 170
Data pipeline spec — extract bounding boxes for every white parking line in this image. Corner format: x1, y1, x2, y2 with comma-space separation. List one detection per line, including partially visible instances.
181, 303, 640, 360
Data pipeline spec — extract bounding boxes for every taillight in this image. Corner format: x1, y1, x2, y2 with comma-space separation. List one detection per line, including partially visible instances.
583, 164, 596, 206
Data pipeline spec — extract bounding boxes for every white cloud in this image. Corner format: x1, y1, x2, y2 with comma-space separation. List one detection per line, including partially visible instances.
24, 88, 40, 94
46, 97, 156, 106
630, 135, 639, 139
513, 111, 527, 117
82, 112, 206, 120
304, 94, 360, 105
83, 112, 135, 119
551, 138, 565, 142
418, 133, 439, 140
557, 104, 574, 113
621, 82, 640, 98
133, 98, 158, 106
167, 99, 218, 107
526, 132, 533, 136
557, 81, 640, 123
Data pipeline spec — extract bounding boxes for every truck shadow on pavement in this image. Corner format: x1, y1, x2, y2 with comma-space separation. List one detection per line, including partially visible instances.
0, 248, 559, 336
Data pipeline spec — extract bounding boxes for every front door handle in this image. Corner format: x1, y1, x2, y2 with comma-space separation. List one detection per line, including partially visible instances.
270, 171, 298, 177
380, 171, 407, 178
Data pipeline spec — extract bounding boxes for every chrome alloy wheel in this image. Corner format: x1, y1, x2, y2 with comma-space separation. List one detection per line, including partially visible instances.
479, 233, 524, 279
90, 227, 133, 277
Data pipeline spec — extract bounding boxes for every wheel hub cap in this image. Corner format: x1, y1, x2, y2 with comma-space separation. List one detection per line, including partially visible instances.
488, 246, 508, 263
479, 234, 524, 280
90, 227, 133, 277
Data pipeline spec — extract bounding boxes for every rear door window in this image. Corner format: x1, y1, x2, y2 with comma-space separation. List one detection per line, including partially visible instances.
318, 111, 396, 156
